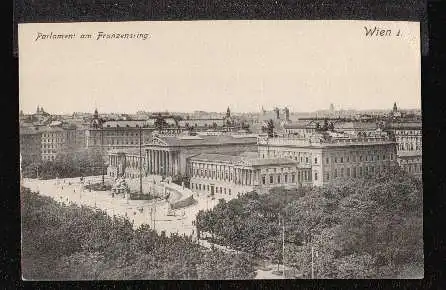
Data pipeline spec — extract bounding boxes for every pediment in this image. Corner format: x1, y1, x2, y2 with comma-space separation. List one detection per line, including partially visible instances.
149, 136, 168, 146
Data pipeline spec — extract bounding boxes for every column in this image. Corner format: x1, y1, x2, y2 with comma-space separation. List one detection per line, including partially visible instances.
165, 151, 169, 175
169, 151, 173, 175
159, 150, 162, 175
165, 151, 168, 175
155, 150, 159, 174
150, 150, 154, 174
167, 151, 173, 176
161, 151, 165, 175
172, 151, 177, 175
147, 150, 151, 174
150, 150, 153, 174
175, 152, 179, 176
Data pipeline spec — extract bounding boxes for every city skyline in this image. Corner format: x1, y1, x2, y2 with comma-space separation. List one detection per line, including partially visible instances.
22, 103, 421, 116
19, 21, 420, 115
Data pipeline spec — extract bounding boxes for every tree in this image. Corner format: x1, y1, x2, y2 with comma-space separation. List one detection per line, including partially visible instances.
21, 186, 257, 280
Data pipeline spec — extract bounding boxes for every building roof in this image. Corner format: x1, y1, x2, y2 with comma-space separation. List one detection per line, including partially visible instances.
190, 153, 243, 163
19, 127, 41, 135
153, 135, 258, 147
397, 151, 422, 157
102, 120, 154, 128
335, 121, 378, 130
190, 153, 298, 167
178, 119, 225, 127
108, 148, 142, 155
389, 122, 422, 130
283, 120, 314, 129
246, 158, 298, 167
37, 126, 65, 133
21, 126, 65, 134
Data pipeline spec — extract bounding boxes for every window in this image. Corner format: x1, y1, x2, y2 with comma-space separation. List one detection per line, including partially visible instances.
314, 157, 318, 164
326, 172, 330, 180
306, 157, 309, 163
326, 158, 329, 164
335, 157, 338, 163
284, 174, 288, 183
262, 176, 266, 185
292, 174, 295, 183
277, 175, 281, 183
341, 168, 344, 177
340, 157, 344, 163
314, 172, 318, 181
270, 175, 274, 184
334, 169, 338, 178
347, 168, 351, 177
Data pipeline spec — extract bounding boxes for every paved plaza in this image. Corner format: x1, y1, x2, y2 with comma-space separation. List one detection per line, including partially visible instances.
21, 175, 288, 279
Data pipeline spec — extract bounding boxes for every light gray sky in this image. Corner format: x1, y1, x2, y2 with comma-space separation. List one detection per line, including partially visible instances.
19, 20, 421, 114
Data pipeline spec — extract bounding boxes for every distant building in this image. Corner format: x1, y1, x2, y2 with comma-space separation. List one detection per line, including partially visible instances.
283, 120, 319, 137
144, 134, 258, 177
107, 134, 258, 179
19, 127, 42, 164
257, 132, 398, 186
107, 148, 146, 179
189, 153, 312, 196
85, 109, 154, 151
390, 102, 402, 118
387, 121, 422, 178
39, 127, 69, 161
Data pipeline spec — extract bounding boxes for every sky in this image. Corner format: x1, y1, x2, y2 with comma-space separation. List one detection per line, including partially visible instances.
19, 20, 421, 115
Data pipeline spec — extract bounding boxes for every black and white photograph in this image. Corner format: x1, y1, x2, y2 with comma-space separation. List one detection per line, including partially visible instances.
18, 20, 423, 280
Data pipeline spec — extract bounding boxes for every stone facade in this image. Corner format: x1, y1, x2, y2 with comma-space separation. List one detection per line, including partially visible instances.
144, 135, 258, 177
107, 149, 146, 179
20, 127, 41, 164
257, 133, 398, 186
388, 121, 422, 178
189, 154, 312, 196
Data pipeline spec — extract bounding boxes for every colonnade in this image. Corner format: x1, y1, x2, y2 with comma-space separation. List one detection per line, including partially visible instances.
192, 162, 258, 186
234, 167, 257, 186
146, 149, 179, 176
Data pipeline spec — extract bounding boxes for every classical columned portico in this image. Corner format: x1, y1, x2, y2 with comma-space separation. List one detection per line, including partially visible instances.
145, 148, 179, 176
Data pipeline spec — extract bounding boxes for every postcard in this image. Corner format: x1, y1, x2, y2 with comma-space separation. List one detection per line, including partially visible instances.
19, 20, 422, 280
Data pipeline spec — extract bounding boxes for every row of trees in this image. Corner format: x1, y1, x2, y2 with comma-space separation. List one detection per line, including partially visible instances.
21, 149, 105, 179
196, 168, 423, 278
21, 187, 256, 280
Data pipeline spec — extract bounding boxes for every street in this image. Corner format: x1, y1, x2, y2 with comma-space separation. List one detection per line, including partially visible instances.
21, 175, 290, 279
